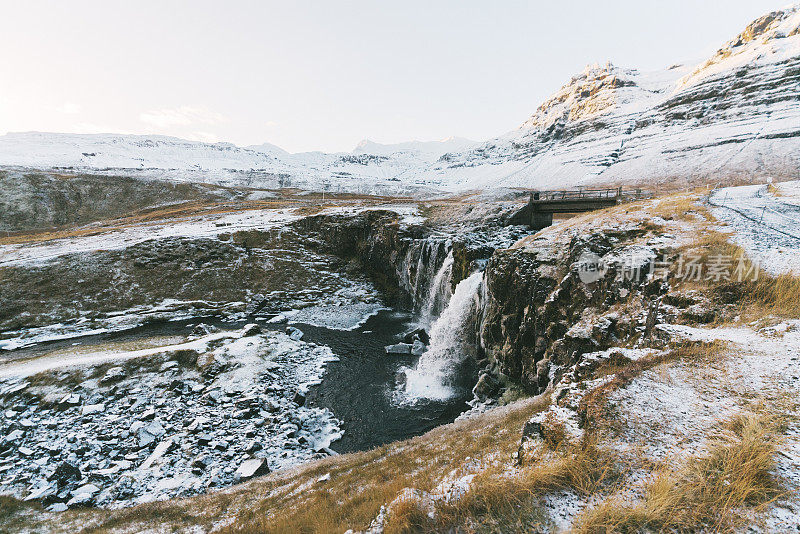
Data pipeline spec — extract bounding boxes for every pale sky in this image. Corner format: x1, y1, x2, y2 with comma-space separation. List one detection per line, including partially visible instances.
0, 1, 787, 153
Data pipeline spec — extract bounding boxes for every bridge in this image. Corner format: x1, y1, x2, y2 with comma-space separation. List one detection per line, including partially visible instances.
509, 187, 647, 230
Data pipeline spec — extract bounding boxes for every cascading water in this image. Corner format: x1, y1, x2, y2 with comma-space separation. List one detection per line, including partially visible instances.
403, 271, 483, 401
418, 251, 454, 328
396, 238, 451, 312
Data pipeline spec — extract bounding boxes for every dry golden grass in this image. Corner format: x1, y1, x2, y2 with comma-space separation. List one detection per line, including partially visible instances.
419, 437, 618, 534
240, 400, 542, 533
648, 192, 709, 222
575, 412, 785, 534
676, 229, 800, 320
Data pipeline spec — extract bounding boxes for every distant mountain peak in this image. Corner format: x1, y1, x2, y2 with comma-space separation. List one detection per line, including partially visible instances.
351, 137, 477, 158
520, 61, 642, 131
678, 3, 800, 89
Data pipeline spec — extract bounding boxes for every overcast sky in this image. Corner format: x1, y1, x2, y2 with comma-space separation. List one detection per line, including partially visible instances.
0, 0, 787, 153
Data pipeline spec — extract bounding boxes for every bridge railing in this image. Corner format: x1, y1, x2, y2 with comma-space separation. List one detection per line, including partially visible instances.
529, 188, 649, 202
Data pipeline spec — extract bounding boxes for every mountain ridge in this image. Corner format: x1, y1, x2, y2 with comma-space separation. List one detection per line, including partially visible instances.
1, 4, 799, 192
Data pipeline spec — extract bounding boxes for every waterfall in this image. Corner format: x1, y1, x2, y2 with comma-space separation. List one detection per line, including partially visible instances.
418, 251, 454, 328
396, 238, 451, 312
403, 271, 483, 401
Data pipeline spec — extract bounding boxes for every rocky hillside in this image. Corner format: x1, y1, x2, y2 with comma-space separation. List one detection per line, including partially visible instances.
1, 6, 799, 193
0, 170, 235, 233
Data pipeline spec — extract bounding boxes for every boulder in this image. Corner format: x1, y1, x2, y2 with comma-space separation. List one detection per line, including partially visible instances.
59, 394, 81, 409
49, 461, 81, 485
403, 328, 430, 345
241, 323, 262, 337
245, 440, 262, 454
385, 343, 412, 355
411, 339, 426, 356
159, 361, 179, 372
191, 454, 212, 472
472, 372, 500, 398
19, 418, 35, 429
140, 438, 175, 470
191, 323, 217, 337
292, 390, 306, 407
99, 367, 126, 385
234, 458, 270, 481
286, 326, 304, 341
67, 483, 100, 506
186, 416, 207, 433
81, 404, 105, 416
137, 420, 166, 448
25, 484, 56, 502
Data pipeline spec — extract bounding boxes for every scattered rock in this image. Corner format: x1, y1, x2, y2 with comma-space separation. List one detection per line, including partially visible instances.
241, 323, 262, 337
385, 343, 413, 355
286, 326, 304, 341
234, 458, 270, 481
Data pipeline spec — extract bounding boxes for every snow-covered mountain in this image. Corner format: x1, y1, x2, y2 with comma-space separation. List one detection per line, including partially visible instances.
352, 137, 477, 160
2, 5, 800, 192
425, 6, 800, 190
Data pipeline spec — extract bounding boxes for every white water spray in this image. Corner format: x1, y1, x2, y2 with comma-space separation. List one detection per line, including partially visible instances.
418, 251, 454, 328
404, 271, 483, 401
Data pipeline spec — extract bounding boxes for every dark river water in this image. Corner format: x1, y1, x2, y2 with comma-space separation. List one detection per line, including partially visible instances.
295, 309, 475, 453
1, 308, 475, 454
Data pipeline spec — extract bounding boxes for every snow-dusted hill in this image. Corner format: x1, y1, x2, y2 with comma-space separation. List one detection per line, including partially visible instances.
1, 5, 800, 192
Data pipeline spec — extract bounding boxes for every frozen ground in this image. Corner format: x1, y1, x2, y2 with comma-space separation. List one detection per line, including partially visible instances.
709, 182, 800, 275
611, 321, 800, 531
0, 207, 300, 268
0, 325, 343, 508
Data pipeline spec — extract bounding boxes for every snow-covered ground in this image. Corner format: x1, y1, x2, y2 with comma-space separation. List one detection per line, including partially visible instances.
709, 182, 800, 275
0, 325, 344, 508
611, 321, 800, 531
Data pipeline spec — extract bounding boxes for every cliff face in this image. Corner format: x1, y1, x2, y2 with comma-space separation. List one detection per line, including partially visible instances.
476, 202, 721, 397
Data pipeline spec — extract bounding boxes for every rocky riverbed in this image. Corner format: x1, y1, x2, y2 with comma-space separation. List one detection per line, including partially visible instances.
0, 324, 342, 509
